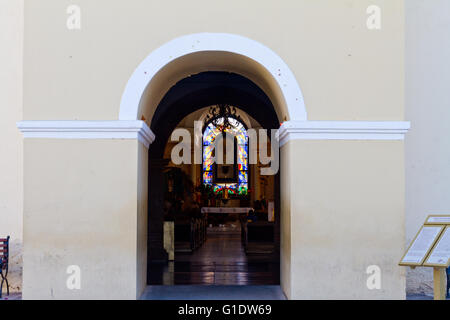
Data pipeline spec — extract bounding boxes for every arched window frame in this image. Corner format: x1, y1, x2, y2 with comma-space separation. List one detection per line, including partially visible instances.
202, 115, 249, 196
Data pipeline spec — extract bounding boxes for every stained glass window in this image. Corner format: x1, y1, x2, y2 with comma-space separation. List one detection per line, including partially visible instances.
203, 116, 249, 196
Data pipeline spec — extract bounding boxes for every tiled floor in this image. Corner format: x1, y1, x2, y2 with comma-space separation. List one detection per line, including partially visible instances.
148, 223, 280, 286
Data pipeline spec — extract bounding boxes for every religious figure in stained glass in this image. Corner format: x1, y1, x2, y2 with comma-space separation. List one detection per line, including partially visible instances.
202, 115, 249, 196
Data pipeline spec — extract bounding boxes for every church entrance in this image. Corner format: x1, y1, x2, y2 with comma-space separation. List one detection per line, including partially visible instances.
145, 72, 281, 287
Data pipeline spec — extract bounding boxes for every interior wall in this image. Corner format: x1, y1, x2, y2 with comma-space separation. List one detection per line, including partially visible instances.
163, 108, 273, 203
405, 0, 450, 295
0, 0, 24, 292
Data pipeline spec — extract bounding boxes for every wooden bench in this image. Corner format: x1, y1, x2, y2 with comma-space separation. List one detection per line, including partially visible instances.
243, 222, 275, 254
0, 236, 10, 298
174, 217, 207, 253
175, 220, 193, 252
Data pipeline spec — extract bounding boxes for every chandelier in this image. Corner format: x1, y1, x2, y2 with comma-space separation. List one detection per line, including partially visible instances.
204, 104, 243, 130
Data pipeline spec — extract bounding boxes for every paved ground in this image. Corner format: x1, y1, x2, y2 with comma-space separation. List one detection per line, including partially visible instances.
0, 293, 21, 301
141, 285, 287, 300
407, 294, 449, 300
1, 291, 448, 300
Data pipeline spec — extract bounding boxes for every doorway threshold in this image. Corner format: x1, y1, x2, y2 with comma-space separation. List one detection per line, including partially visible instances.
140, 285, 286, 300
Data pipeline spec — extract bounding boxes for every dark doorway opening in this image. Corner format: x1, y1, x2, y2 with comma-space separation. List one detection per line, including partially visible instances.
146, 72, 281, 285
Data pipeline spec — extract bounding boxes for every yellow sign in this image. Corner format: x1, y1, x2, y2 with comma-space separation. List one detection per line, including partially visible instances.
424, 226, 450, 268
399, 215, 450, 300
425, 215, 450, 225
399, 215, 450, 267
399, 225, 444, 267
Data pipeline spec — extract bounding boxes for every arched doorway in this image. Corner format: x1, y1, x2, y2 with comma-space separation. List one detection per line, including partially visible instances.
118, 33, 307, 298
145, 72, 281, 287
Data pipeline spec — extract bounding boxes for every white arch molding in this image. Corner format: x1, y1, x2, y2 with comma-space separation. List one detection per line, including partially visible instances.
18, 33, 410, 144
119, 33, 307, 121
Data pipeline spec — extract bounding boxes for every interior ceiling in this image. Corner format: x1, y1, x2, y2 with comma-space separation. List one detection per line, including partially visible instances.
175, 106, 260, 129
149, 71, 280, 159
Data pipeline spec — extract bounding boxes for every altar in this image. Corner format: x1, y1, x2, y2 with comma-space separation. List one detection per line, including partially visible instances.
201, 207, 253, 226
201, 207, 253, 214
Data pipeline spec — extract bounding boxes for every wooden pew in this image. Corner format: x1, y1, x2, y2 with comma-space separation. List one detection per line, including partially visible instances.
174, 217, 208, 253
174, 219, 193, 253
244, 221, 275, 254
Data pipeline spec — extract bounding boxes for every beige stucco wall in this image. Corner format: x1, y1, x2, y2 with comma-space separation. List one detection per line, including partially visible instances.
280, 141, 292, 298
19, 0, 406, 299
24, 0, 403, 122
136, 141, 148, 297
405, 0, 450, 295
282, 140, 406, 299
0, 0, 24, 292
22, 139, 146, 299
